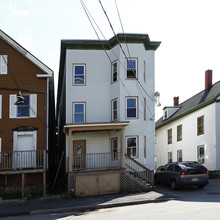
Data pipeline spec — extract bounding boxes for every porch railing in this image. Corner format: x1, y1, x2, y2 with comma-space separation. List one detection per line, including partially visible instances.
72, 152, 121, 171
0, 150, 45, 171
125, 154, 154, 186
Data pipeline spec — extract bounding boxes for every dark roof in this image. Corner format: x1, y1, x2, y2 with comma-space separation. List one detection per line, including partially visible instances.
156, 80, 220, 129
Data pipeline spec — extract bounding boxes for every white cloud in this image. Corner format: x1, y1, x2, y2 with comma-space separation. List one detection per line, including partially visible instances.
0, 6, 2, 10
13, 10, 29, 16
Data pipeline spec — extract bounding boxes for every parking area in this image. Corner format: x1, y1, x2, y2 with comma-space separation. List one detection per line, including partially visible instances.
154, 178, 220, 203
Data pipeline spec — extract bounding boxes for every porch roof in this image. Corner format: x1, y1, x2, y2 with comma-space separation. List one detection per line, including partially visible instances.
64, 121, 129, 132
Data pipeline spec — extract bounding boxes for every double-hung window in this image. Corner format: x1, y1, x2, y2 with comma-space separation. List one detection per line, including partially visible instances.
197, 116, 204, 135
73, 102, 85, 123
126, 136, 138, 157
0, 55, 7, 75
126, 97, 138, 119
17, 95, 30, 117
126, 58, 137, 79
73, 64, 86, 85
177, 124, 182, 141
168, 129, 172, 144
9, 94, 37, 118
111, 99, 118, 121
198, 145, 205, 164
168, 152, 172, 163
111, 138, 118, 160
112, 60, 118, 83
177, 150, 182, 162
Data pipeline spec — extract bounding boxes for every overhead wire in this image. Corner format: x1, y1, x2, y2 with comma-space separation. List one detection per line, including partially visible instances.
99, 0, 155, 118
0, 37, 45, 125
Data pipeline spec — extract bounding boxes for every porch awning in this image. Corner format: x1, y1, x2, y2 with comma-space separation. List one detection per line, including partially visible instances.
64, 121, 129, 132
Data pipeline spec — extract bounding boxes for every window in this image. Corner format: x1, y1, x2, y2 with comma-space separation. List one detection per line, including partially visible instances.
73, 102, 85, 123
9, 94, 37, 118
144, 98, 146, 121
73, 64, 86, 85
126, 136, 138, 157
17, 95, 30, 117
112, 60, 118, 83
0, 55, 7, 74
167, 164, 173, 171
0, 95, 2, 119
197, 116, 204, 135
111, 99, 118, 121
126, 58, 137, 79
177, 125, 182, 141
168, 129, 172, 144
144, 60, 146, 82
177, 150, 182, 162
111, 138, 118, 160
126, 97, 138, 119
168, 152, 172, 163
144, 136, 146, 158
198, 145, 205, 164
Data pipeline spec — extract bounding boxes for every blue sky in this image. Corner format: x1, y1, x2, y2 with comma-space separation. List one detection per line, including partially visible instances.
1, 0, 220, 119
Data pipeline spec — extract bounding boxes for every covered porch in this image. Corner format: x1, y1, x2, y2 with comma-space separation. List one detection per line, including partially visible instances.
65, 121, 129, 173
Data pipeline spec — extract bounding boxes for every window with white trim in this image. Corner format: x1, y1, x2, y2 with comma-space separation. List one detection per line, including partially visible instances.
0, 95, 2, 119
168, 129, 172, 144
126, 58, 137, 79
126, 136, 138, 157
0, 55, 7, 75
144, 136, 146, 158
197, 116, 204, 135
111, 138, 118, 160
112, 60, 118, 83
198, 145, 205, 164
73, 64, 86, 85
111, 99, 118, 121
177, 124, 182, 141
177, 150, 182, 162
126, 97, 138, 119
9, 94, 37, 118
73, 102, 85, 123
168, 152, 172, 163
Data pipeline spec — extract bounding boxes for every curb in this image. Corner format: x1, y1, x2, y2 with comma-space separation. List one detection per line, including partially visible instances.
30, 199, 171, 216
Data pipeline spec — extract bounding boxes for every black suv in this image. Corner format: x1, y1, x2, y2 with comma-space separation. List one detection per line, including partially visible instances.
154, 161, 209, 190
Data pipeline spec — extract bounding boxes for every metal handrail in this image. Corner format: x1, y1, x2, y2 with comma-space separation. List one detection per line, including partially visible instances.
125, 154, 154, 185
72, 152, 122, 171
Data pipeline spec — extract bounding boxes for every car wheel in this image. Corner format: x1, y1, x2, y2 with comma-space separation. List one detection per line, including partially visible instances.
170, 179, 177, 190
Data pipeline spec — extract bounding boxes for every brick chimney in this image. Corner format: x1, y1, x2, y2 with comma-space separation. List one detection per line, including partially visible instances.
205, 70, 212, 90
173, 96, 179, 106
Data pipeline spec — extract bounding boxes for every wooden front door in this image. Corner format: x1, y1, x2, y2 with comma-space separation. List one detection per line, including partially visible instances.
73, 140, 86, 169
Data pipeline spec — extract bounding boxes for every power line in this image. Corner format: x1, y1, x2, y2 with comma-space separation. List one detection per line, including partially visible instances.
81, 0, 155, 119
99, 0, 155, 118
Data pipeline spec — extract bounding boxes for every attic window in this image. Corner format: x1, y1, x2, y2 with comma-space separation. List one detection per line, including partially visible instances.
164, 109, 168, 119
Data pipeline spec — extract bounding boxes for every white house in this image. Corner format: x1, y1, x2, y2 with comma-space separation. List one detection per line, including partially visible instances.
56, 33, 160, 196
156, 70, 220, 175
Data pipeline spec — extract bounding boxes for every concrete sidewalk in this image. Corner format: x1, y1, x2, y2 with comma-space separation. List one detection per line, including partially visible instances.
0, 190, 174, 217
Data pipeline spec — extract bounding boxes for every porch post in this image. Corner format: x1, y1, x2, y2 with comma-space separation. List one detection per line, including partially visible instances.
68, 129, 73, 172
121, 127, 125, 169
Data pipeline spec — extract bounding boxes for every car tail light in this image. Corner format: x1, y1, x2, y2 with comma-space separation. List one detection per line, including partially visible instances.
206, 169, 208, 174
180, 169, 185, 175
